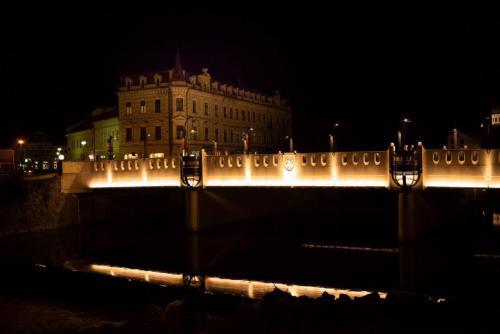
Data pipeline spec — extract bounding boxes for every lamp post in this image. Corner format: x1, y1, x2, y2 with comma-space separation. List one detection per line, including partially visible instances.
143, 133, 150, 159
17, 139, 25, 171
107, 135, 114, 160
183, 116, 196, 157
284, 136, 293, 152
242, 127, 254, 154
81, 140, 87, 161
212, 140, 218, 155
400, 118, 412, 152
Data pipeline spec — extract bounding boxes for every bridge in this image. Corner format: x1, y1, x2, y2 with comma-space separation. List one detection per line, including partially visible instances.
61, 144, 500, 193
61, 143, 500, 242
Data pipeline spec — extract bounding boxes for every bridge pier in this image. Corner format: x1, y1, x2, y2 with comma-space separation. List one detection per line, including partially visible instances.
185, 190, 200, 232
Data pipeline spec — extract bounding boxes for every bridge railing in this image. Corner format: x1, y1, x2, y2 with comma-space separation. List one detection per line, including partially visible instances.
203, 151, 390, 187
422, 148, 498, 188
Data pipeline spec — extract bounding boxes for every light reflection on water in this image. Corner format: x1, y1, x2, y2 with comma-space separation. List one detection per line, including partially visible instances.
64, 260, 388, 300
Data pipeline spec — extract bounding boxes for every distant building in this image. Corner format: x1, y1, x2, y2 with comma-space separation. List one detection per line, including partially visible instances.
117, 52, 291, 159
18, 132, 59, 171
66, 107, 119, 161
447, 128, 481, 149
481, 107, 500, 148
0, 149, 15, 174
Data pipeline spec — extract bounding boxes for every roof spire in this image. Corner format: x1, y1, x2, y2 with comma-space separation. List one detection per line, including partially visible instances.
172, 49, 186, 81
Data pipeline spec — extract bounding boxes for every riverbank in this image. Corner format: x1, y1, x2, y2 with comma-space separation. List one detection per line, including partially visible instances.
0, 175, 78, 236
1, 263, 500, 333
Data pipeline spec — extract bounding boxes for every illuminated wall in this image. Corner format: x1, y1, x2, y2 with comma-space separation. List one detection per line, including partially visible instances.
203, 151, 390, 188
61, 148, 500, 192
422, 149, 500, 188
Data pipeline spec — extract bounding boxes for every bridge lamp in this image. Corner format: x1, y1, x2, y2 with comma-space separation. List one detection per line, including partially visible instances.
285, 136, 293, 152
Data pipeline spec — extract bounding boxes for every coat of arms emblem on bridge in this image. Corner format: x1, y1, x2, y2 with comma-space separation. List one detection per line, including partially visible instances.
283, 154, 295, 171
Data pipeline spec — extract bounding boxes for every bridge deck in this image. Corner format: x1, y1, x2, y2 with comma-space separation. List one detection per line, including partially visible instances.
61, 148, 500, 193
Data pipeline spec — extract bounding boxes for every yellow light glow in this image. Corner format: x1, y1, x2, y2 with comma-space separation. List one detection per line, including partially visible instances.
88, 264, 183, 286
89, 179, 180, 188
68, 261, 388, 301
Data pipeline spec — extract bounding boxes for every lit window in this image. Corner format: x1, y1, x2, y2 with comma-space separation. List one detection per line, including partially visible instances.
140, 101, 146, 114
176, 98, 184, 111
176, 126, 184, 139
126, 102, 132, 116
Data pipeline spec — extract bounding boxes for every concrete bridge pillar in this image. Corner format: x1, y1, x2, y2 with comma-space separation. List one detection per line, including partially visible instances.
185, 190, 200, 232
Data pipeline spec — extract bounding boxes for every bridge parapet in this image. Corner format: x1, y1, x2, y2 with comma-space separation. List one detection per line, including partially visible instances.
203, 151, 390, 188
422, 148, 500, 188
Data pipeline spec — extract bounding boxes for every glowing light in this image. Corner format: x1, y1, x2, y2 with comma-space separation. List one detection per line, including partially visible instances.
89, 179, 180, 188
58, 154, 65, 160
68, 261, 388, 301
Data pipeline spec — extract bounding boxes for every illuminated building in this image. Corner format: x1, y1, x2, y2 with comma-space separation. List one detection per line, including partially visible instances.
66, 107, 119, 161
117, 52, 292, 159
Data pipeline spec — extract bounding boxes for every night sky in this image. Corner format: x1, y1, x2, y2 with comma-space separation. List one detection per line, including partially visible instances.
2, 2, 500, 150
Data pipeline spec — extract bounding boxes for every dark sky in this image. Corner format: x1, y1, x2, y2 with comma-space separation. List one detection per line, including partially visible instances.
2, 1, 500, 150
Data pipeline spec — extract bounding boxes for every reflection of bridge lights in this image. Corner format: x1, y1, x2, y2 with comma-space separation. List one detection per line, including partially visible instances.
70, 262, 390, 301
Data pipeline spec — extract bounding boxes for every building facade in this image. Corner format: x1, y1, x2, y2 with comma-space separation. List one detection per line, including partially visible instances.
117, 54, 291, 159
66, 107, 119, 161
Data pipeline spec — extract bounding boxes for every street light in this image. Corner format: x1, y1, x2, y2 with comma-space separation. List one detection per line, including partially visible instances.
107, 135, 115, 160
17, 139, 25, 171
143, 133, 151, 158
242, 127, 254, 154
81, 140, 87, 161
285, 135, 293, 152
400, 118, 413, 151
212, 140, 218, 155
183, 116, 196, 156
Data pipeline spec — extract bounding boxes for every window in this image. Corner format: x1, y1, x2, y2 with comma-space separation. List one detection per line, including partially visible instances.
242, 111, 245, 121
155, 126, 161, 140
176, 125, 185, 139
247, 110, 250, 121
204, 102, 208, 116
126, 102, 132, 116
140, 80, 145, 89
156, 78, 160, 86
230, 108, 233, 119
127, 81, 131, 90
215, 128, 219, 141
230, 130, 233, 142
140, 100, 146, 114
192, 100, 197, 113
236, 109, 239, 120
140, 127, 147, 141
191, 127, 198, 140
155, 99, 161, 113
176, 98, 184, 111
224, 130, 227, 142
253, 112, 255, 122
126, 128, 132, 142
263, 114, 266, 123
215, 104, 219, 117
205, 128, 209, 140
223, 107, 227, 118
